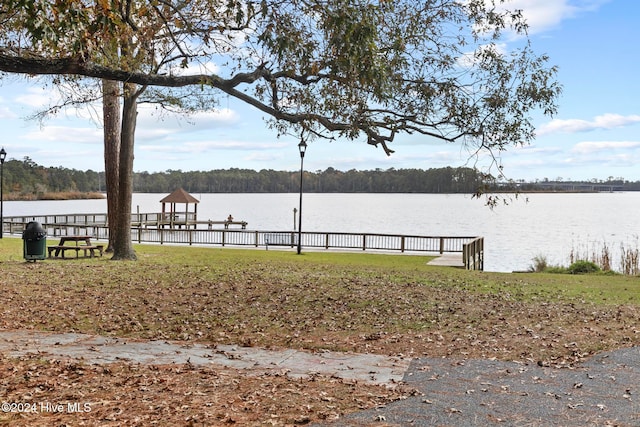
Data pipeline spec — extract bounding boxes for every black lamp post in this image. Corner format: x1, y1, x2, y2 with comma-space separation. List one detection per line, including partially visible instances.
0, 147, 6, 239
297, 140, 307, 254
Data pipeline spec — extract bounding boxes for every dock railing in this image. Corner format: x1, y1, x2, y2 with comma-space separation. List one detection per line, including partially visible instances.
2, 214, 484, 270
462, 237, 484, 271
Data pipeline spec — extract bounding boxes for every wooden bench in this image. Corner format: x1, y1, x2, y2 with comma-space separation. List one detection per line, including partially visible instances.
48, 245, 104, 259
264, 232, 297, 248
207, 220, 248, 229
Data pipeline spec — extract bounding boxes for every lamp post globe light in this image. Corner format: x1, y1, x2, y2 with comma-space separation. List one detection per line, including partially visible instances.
0, 147, 6, 239
297, 140, 307, 255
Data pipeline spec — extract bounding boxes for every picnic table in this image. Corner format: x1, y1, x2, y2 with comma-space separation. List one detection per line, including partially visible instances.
48, 235, 104, 259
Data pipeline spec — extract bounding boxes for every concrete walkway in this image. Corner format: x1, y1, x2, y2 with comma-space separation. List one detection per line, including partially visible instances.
0, 330, 409, 386
427, 253, 465, 267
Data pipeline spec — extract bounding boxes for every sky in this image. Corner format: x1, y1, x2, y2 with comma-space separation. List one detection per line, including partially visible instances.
0, 0, 638, 182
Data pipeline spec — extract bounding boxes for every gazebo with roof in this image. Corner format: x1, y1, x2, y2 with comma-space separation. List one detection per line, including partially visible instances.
159, 188, 199, 228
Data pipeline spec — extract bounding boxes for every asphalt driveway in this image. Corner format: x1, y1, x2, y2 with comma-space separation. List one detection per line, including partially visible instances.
326, 346, 640, 426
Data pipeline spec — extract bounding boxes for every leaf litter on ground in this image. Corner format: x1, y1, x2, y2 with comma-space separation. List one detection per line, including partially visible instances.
1, 240, 639, 425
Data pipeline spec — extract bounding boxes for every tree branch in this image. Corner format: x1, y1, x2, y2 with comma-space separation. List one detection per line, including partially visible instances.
0, 48, 267, 89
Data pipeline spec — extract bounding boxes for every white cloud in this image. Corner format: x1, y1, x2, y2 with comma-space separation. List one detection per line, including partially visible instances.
499, 0, 611, 34
23, 125, 102, 144
189, 108, 240, 128
557, 141, 640, 170
538, 114, 640, 134
458, 43, 508, 68
244, 151, 287, 164
10, 85, 101, 123
510, 144, 564, 155
14, 87, 56, 108
0, 105, 17, 119
571, 140, 640, 154
168, 60, 221, 77
140, 139, 287, 153
132, 107, 242, 144
134, 127, 177, 141
136, 105, 240, 132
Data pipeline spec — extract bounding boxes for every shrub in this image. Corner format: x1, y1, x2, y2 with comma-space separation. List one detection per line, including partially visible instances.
545, 266, 568, 274
529, 255, 548, 272
567, 260, 600, 274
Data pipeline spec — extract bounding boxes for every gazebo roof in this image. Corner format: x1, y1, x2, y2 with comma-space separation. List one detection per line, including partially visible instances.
160, 188, 200, 204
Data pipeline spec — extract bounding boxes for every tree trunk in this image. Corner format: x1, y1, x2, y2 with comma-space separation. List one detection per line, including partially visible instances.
110, 82, 139, 260
102, 79, 120, 253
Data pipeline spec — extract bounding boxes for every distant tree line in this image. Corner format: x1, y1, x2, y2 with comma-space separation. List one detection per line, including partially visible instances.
3, 156, 640, 196
1, 157, 488, 194
2, 157, 101, 196
133, 166, 487, 193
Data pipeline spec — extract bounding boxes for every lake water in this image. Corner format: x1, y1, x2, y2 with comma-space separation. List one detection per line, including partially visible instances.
5, 192, 640, 272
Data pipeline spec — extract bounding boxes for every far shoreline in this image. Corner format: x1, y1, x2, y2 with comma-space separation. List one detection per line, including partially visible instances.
5, 192, 105, 201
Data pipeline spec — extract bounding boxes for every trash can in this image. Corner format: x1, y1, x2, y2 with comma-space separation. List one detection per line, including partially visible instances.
22, 221, 47, 261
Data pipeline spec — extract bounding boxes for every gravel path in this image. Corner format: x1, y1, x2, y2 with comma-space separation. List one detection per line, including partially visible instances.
327, 346, 640, 426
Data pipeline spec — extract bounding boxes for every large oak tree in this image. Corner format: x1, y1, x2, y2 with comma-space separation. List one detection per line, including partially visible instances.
0, 0, 560, 259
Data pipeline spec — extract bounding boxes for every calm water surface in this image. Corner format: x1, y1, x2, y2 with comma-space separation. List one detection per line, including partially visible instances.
6, 192, 640, 272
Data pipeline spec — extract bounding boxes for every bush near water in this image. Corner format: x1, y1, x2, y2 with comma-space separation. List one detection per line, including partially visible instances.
530, 240, 640, 276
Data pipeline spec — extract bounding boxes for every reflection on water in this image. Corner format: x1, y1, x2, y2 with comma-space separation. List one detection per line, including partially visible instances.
5, 192, 640, 273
